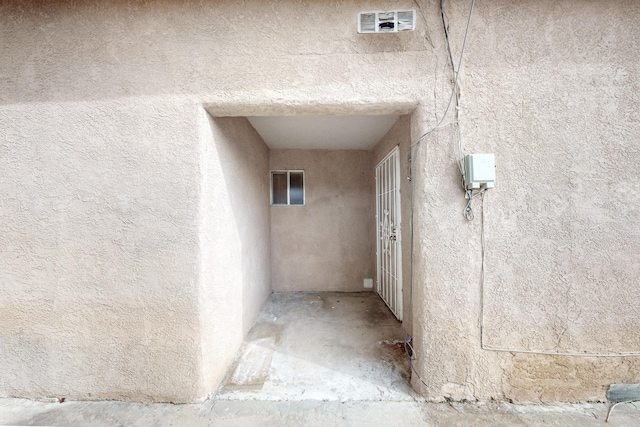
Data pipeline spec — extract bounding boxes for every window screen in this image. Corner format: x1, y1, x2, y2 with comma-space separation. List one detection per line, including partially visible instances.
271, 172, 288, 205
289, 172, 304, 205
271, 170, 304, 206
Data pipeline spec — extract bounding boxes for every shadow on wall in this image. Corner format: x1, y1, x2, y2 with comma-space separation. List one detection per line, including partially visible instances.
197, 113, 273, 395
208, 115, 272, 336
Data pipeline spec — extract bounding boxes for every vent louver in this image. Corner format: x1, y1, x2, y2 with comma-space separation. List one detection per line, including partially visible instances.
358, 10, 416, 33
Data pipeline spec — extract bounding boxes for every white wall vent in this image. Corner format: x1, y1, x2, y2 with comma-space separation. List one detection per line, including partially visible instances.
358, 10, 416, 33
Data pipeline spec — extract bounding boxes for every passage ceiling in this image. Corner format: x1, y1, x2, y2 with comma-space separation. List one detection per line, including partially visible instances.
247, 115, 399, 150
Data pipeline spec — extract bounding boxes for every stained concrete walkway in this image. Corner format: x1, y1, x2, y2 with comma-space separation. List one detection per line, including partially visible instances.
1, 292, 639, 426
217, 292, 414, 402
2, 395, 639, 426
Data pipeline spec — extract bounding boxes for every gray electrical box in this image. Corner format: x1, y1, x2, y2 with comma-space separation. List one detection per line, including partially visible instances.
463, 154, 495, 189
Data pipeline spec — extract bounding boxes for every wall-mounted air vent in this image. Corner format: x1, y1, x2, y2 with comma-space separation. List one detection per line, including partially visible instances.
358, 10, 416, 33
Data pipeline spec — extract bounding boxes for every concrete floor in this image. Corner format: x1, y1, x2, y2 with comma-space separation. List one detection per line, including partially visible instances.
2, 397, 640, 426
217, 292, 414, 402
2, 292, 639, 426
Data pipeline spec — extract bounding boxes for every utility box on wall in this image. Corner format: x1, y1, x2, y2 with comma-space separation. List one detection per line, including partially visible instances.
464, 154, 495, 189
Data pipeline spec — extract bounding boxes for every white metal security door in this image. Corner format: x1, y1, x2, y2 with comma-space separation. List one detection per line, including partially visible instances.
375, 146, 402, 320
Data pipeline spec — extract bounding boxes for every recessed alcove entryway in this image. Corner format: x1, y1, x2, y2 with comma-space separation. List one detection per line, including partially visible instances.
200, 105, 415, 399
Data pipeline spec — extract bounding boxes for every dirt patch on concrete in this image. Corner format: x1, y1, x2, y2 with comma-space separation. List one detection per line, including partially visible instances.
379, 340, 411, 381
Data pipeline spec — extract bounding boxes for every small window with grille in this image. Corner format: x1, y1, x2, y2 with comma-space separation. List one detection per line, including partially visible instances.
271, 170, 304, 206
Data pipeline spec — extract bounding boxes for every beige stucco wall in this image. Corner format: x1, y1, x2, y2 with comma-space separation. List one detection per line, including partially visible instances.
0, 0, 426, 402
1, 0, 639, 403
198, 115, 272, 397
270, 150, 374, 292
0, 98, 204, 402
410, 0, 640, 403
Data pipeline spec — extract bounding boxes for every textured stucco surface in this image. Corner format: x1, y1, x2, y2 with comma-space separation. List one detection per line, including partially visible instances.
0, 98, 204, 401
198, 116, 272, 397
1, 0, 639, 404
270, 150, 374, 292
0, 0, 431, 106
410, 0, 640, 403
0, 0, 428, 402
469, 0, 640, 356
